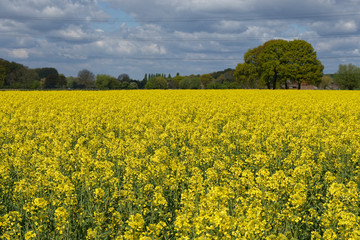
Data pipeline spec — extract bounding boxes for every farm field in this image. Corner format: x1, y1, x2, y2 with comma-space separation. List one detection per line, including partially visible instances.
1, 90, 360, 239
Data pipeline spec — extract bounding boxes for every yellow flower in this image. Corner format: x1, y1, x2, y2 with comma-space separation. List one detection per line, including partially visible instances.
33, 198, 48, 209
24, 231, 36, 240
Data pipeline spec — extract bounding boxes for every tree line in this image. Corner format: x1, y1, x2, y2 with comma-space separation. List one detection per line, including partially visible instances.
1, 39, 360, 90
0, 58, 242, 90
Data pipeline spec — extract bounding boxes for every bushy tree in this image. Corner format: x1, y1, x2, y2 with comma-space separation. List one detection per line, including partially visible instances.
78, 69, 95, 89
118, 73, 130, 82
95, 74, 120, 90
128, 82, 139, 89
334, 63, 360, 90
36, 67, 59, 88
319, 75, 334, 89
7, 66, 40, 89
179, 77, 201, 89
66, 77, 79, 89
171, 75, 185, 89
200, 74, 213, 89
0, 64, 8, 88
282, 40, 323, 89
235, 39, 323, 89
57, 74, 67, 88
145, 76, 168, 89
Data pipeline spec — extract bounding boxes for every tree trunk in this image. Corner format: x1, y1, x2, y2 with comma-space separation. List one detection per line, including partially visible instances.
266, 80, 271, 89
273, 72, 277, 89
298, 82, 301, 89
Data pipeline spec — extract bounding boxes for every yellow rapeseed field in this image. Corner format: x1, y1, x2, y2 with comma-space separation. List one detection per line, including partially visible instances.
1, 90, 360, 239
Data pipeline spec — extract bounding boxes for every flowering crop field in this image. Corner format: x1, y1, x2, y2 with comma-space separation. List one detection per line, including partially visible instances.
1, 90, 360, 240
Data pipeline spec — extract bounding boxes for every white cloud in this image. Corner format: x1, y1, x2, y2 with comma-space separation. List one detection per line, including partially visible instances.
50, 25, 93, 42
338, 20, 357, 32
10, 49, 29, 59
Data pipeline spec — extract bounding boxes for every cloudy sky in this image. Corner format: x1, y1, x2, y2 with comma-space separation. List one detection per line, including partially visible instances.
1, 0, 360, 79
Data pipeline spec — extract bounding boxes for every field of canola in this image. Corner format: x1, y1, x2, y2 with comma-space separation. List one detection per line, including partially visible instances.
1, 90, 360, 240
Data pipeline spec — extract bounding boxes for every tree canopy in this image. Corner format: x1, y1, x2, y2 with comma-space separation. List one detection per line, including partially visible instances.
77, 69, 95, 89
235, 39, 324, 89
145, 76, 168, 89
334, 63, 360, 90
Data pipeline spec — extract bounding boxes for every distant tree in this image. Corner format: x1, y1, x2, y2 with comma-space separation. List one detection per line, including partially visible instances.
128, 82, 139, 89
179, 76, 201, 89
179, 78, 190, 89
30, 80, 41, 89
0, 65, 7, 88
25, 69, 40, 89
234, 63, 259, 88
200, 74, 213, 89
334, 63, 360, 90
47, 74, 59, 88
0, 58, 11, 88
139, 78, 147, 89
117, 73, 131, 89
145, 76, 168, 89
7, 66, 39, 89
319, 75, 334, 89
36, 67, 59, 88
167, 78, 177, 89
172, 75, 184, 89
118, 73, 130, 82
66, 77, 79, 89
207, 81, 226, 89
78, 69, 95, 89
36, 67, 58, 79
95, 74, 120, 90
57, 74, 67, 88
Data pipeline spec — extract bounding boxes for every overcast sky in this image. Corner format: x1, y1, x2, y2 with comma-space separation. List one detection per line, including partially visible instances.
1, 0, 360, 79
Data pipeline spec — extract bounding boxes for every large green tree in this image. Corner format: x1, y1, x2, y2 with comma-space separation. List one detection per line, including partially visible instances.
334, 63, 360, 90
281, 40, 323, 89
235, 39, 323, 89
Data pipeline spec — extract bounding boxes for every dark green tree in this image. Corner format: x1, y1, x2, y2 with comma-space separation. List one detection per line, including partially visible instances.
0, 65, 6, 88
235, 39, 323, 89
118, 73, 130, 82
200, 74, 213, 89
281, 40, 323, 89
78, 69, 95, 89
7, 66, 39, 89
66, 77, 79, 89
36, 67, 59, 88
128, 82, 139, 89
57, 74, 67, 88
179, 76, 201, 89
334, 63, 360, 90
